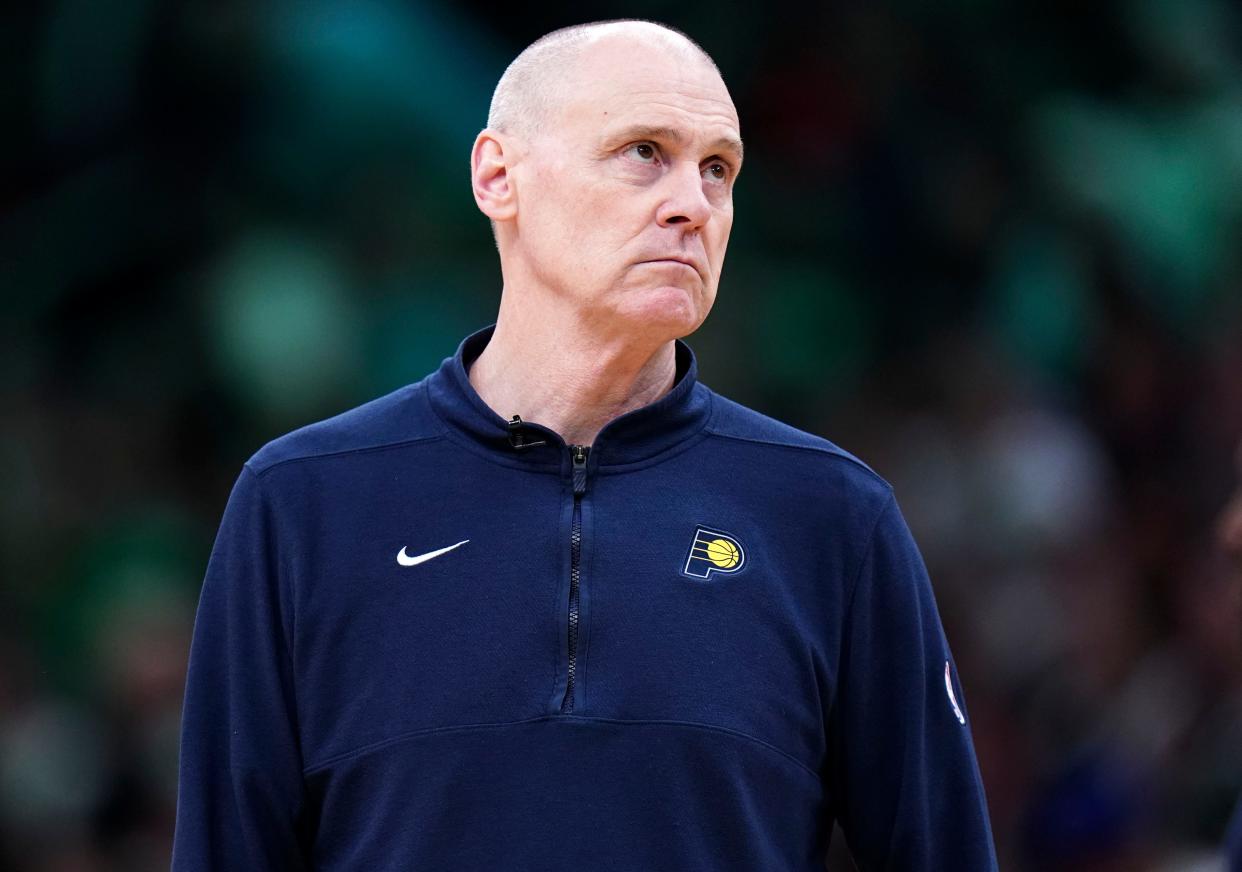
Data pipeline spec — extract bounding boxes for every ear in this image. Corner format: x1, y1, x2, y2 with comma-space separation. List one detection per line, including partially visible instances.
471, 129, 518, 222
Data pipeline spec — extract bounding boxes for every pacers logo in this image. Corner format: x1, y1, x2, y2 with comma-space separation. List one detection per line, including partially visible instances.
682, 526, 746, 579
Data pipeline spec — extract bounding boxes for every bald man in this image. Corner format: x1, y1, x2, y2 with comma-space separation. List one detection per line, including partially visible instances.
172, 19, 998, 871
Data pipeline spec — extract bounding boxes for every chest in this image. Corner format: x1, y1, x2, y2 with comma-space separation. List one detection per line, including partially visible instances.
285, 460, 851, 775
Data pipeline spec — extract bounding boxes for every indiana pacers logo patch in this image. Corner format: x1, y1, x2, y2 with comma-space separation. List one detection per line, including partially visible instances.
682, 526, 746, 579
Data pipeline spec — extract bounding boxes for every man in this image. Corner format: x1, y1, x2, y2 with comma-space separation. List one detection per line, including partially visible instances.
172, 19, 998, 870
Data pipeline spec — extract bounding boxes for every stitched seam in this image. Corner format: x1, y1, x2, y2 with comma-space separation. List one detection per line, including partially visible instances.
843, 490, 896, 619
247, 433, 447, 478
827, 489, 896, 739
302, 714, 822, 783
703, 429, 889, 486
244, 467, 307, 774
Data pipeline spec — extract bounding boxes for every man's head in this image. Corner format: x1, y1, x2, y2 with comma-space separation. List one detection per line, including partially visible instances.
470, 20, 742, 341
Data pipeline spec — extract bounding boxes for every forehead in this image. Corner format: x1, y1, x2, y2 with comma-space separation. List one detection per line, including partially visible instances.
556, 37, 740, 139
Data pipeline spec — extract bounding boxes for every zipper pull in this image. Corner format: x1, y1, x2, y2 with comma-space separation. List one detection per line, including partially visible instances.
570, 444, 590, 495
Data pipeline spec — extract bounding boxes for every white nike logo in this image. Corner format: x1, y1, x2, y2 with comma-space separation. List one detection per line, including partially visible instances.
397, 539, 470, 567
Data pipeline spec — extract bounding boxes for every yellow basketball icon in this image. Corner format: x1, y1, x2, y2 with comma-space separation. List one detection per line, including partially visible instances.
683, 526, 746, 579
704, 538, 740, 568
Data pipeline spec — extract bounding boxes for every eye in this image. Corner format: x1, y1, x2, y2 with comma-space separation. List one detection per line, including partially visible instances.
704, 161, 730, 182
624, 142, 660, 164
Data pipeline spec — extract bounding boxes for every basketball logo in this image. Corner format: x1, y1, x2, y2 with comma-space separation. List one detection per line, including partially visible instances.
682, 526, 746, 579
703, 538, 739, 568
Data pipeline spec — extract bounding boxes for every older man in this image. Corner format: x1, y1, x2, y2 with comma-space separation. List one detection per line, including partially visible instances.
172, 19, 997, 871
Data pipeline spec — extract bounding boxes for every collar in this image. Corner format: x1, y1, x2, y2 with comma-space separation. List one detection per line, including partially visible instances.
425, 323, 713, 472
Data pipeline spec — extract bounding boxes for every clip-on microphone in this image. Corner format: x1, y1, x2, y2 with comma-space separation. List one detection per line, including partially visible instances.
507, 415, 547, 450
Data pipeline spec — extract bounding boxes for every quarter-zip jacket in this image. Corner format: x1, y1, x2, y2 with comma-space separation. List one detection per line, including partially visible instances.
172, 324, 998, 871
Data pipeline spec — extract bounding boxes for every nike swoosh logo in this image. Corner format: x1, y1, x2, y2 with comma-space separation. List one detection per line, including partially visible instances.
397, 544, 469, 571
397, 539, 470, 567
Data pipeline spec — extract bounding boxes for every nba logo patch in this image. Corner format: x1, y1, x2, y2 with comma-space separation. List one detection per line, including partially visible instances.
682, 526, 746, 580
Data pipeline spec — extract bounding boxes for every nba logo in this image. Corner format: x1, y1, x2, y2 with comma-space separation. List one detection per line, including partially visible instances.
682, 526, 746, 580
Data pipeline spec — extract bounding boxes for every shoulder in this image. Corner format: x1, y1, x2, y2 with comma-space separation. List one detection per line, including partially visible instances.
244, 378, 444, 476
702, 386, 893, 505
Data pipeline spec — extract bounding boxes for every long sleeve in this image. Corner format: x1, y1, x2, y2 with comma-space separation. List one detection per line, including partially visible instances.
829, 491, 998, 870
171, 464, 310, 870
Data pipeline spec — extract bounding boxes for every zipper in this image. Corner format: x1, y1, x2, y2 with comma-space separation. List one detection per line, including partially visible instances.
560, 443, 590, 713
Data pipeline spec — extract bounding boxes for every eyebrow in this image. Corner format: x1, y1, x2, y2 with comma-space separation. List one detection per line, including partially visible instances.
605, 124, 744, 163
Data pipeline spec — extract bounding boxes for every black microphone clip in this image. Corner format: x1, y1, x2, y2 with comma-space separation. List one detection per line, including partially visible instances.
507, 415, 547, 450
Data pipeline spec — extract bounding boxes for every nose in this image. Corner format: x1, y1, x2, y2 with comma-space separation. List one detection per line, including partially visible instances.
656, 160, 713, 230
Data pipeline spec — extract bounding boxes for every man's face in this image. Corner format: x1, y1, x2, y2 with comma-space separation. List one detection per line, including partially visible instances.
510, 36, 742, 338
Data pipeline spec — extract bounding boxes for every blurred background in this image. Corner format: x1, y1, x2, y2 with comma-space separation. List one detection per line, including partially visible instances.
3, 0, 1241, 869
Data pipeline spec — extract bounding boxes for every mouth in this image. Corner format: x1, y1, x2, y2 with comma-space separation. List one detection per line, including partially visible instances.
639, 257, 703, 278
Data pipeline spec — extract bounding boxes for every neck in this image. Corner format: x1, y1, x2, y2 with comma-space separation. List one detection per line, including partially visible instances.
468, 292, 679, 447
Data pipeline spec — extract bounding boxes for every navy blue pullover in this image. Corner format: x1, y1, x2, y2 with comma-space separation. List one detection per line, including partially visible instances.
172, 324, 998, 870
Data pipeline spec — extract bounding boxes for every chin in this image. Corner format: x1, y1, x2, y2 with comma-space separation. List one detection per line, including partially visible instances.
619, 284, 708, 336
